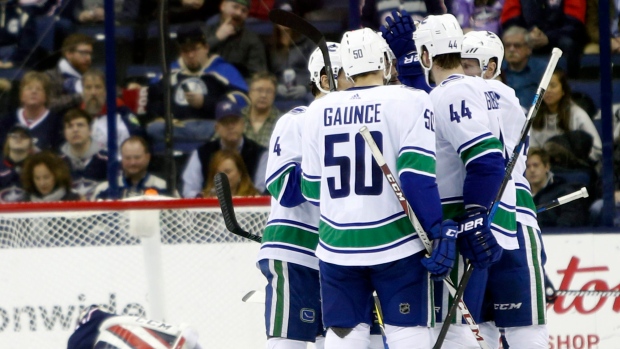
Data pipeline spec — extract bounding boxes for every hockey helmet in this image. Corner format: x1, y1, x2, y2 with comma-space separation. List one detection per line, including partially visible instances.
340, 28, 391, 82
461, 31, 504, 79
308, 42, 342, 94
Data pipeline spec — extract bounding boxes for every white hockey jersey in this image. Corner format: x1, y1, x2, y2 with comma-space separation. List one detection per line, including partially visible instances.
258, 106, 321, 270
430, 75, 518, 250
301, 85, 438, 266
487, 79, 540, 229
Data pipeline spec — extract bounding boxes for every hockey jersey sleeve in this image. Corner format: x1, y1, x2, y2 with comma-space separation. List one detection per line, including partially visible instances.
265, 109, 307, 207
435, 81, 505, 209
394, 88, 442, 232
300, 106, 321, 206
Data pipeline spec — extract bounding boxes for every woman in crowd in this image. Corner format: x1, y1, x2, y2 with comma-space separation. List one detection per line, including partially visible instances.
530, 69, 602, 163
202, 149, 258, 197
21, 150, 81, 202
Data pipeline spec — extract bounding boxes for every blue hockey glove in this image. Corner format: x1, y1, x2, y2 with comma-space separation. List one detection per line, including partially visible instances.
421, 219, 458, 281
379, 10, 416, 58
456, 207, 503, 269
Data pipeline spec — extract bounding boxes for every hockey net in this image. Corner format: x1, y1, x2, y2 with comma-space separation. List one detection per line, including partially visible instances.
0, 196, 271, 348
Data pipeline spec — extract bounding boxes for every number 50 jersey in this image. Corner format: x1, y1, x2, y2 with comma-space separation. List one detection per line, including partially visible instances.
301, 85, 443, 266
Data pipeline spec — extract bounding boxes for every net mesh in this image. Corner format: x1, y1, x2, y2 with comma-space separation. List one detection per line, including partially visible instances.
0, 197, 270, 348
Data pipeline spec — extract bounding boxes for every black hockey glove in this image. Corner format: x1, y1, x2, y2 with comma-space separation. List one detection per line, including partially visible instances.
456, 207, 502, 269
421, 219, 458, 281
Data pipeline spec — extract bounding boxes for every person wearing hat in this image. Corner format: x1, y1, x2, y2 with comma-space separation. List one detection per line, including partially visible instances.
181, 100, 267, 198
0, 124, 35, 202
146, 22, 250, 153
204, 0, 267, 79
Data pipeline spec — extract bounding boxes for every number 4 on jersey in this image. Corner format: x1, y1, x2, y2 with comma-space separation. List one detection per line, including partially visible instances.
449, 100, 472, 123
273, 136, 282, 156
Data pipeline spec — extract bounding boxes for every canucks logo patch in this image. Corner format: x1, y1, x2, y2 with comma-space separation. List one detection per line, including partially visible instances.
300, 308, 315, 323
290, 107, 306, 115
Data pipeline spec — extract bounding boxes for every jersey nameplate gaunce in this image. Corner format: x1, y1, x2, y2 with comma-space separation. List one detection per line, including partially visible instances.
323, 103, 382, 126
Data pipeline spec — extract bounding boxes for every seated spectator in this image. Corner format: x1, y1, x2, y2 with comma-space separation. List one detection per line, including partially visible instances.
73, 0, 140, 23
59, 108, 108, 200
0, 0, 39, 69
501, 0, 587, 78
21, 150, 82, 201
182, 100, 267, 198
267, 5, 314, 101
0, 71, 63, 151
451, 0, 504, 34
147, 23, 248, 151
201, 149, 258, 197
501, 26, 546, 108
530, 69, 602, 163
93, 136, 178, 199
243, 72, 281, 147
82, 69, 143, 153
0, 124, 35, 202
584, 0, 620, 54
204, 0, 267, 79
45, 33, 94, 114
526, 147, 588, 227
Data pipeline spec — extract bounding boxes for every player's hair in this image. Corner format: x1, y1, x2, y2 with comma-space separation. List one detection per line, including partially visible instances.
249, 71, 277, 91
82, 69, 106, 85
428, 49, 462, 70
532, 69, 572, 133
20, 71, 51, 107
527, 147, 550, 167
64, 108, 93, 128
202, 149, 258, 197
121, 136, 151, 155
62, 33, 95, 55
21, 150, 73, 195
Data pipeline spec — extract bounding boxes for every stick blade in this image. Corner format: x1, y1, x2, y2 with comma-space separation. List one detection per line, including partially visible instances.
214, 172, 240, 233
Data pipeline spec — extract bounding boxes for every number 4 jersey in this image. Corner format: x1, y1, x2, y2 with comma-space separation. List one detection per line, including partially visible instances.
301, 85, 443, 266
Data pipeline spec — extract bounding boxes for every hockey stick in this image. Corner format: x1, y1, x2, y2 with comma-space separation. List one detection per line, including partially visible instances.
214, 172, 262, 243
359, 127, 490, 349
434, 47, 563, 349
269, 9, 336, 92
536, 187, 588, 213
555, 290, 620, 297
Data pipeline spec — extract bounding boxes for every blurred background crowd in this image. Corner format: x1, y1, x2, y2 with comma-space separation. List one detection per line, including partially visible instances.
0, 0, 618, 228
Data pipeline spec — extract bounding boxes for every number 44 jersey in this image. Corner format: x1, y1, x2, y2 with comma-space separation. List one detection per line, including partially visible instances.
300, 85, 443, 266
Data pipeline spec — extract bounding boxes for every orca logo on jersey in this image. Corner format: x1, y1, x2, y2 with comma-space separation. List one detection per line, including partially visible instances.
458, 218, 485, 234
300, 308, 316, 323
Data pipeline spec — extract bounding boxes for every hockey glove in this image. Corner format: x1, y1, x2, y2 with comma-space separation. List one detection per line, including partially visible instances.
421, 219, 458, 281
456, 207, 503, 269
379, 10, 416, 58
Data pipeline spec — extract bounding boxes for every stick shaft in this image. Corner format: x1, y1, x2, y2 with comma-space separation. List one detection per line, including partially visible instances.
536, 187, 589, 213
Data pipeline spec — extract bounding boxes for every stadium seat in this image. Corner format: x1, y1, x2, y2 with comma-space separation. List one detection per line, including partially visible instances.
569, 79, 620, 110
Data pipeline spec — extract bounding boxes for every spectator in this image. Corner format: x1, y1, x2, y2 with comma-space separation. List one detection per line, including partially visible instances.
45, 33, 94, 114
201, 149, 258, 197
526, 147, 588, 227
0, 0, 40, 69
21, 150, 82, 201
501, 0, 588, 78
501, 26, 547, 108
82, 69, 143, 153
73, 0, 141, 23
362, 0, 444, 29
93, 136, 178, 199
204, 0, 267, 79
451, 0, 504, 34
243, 72, 281, 147
0, 124, 35, 202
59, 108, 108, 200
0, 71, 63, 151
147, 23, 248, 151
584, 0, 620, 54
267, 4, 314, 101
530, 69, 602, 163
182, 100, 267, 198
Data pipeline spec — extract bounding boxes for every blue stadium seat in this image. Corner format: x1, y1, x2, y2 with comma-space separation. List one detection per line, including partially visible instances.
126, 65, 162, 80
569, 79, 620, 110
77, 24, 135, 41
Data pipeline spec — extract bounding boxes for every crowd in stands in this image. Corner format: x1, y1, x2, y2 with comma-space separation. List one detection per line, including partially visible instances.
0, 0, 618, 226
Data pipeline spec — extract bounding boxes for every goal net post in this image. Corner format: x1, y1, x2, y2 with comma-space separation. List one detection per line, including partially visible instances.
0, 196, 270, 348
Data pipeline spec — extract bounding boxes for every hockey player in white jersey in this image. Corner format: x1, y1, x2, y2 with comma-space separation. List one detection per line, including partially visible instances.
460, 30, 549, 349
301, 27, 459, 349
412, 14, 517, 348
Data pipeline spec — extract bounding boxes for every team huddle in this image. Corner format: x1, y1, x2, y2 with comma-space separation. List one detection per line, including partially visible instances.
258, 11, 548, 349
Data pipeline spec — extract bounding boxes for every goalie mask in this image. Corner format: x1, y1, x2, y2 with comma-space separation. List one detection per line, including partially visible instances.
340, 28, 391, 83
413, 14, 464, 86
308, 42, 342, 94
461, 31, 504, 79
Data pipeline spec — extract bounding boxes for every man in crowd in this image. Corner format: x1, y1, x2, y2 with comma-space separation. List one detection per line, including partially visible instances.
0, 125, 34, 202
182, 100, 266, 198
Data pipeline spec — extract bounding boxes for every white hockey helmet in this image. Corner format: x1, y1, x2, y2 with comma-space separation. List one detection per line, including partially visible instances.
413, 14, 463, 85
308, 42, 342, 94
340, 28, 391, 82
461, 31, 504, 79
